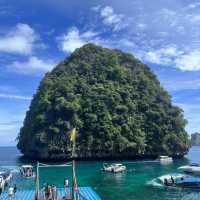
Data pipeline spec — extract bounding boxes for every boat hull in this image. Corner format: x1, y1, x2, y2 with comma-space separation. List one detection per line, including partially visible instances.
178, 166, 200, 175
101, 164, 126, 173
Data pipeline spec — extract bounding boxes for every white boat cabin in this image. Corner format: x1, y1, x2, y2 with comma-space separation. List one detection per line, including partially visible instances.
159, 156, 173, 164
20, 165, 34, 178
102, 163, 126, 173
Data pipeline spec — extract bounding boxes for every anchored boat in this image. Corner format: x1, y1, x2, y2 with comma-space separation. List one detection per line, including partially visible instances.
159, 156, 173, 164
0, 170, 12, 192
20, 165, 35, 178
149, 173, 200, 189
148, 173, 184, 187
101, 163, 126, 173
178, 163, 200, 175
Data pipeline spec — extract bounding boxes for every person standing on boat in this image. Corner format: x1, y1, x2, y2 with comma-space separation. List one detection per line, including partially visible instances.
13, 184, 17, 197
64, 178, 69, 197
42, 182, 47, 200
171, 176, 175, 185
44, 184, 50, 200
164, 178, 168, 186
52, 184, 57, 200
48, 184, 52, 200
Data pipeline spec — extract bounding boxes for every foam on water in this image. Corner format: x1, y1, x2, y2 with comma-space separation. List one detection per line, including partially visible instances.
146, 179, 164, 187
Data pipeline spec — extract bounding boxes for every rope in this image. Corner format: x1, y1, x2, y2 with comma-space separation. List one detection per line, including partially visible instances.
38, 162, 72, 168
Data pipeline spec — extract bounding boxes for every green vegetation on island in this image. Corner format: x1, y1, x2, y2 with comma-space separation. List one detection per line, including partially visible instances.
17, 44, 189, 160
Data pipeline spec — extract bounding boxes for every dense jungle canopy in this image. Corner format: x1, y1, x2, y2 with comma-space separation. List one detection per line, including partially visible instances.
17, 44, 189, 160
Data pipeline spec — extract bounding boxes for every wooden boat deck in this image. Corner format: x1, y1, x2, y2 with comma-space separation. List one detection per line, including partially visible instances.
0, 187, 102, 200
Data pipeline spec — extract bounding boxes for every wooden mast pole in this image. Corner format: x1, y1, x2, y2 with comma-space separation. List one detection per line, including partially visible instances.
72, 159, 74, 200
72, 139, 75, 200
71, 128, 77, 200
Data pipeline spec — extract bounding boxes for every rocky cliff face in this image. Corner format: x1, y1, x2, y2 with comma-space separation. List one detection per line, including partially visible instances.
17, 44, 189, 160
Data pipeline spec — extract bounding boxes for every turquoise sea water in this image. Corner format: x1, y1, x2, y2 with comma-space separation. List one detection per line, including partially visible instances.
0, 146, 200, 200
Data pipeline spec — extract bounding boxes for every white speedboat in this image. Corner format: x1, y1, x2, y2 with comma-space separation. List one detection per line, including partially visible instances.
159, 156, 173, 164
178, 163, 200, 175
101, 163, 126, 173
157, 173, 184, 185
0, 176, 5, 192
148, 173, 185, 187
0, 171, 12, 192
148, 173, 200, 189
20, 165, 35, 178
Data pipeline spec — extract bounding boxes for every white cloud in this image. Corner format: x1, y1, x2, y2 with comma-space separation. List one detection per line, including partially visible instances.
57, 26, 137, 54
100, 6, 125, 31
144, 51, 163, 64
91, 5, 127, 31
160, 8, 176, 19
136, 23, 147, 30
143, 46, 183, 65
59, 27, 85, 53
0, 93, 31, 100
81, 31, 98, 38
175, 51, 200, 71
91, 5, 101, 12
8, 56, 56, 74
190, 15, 200, 23
157, 8, 178, 27
0, 23, 38, 55
58, 27, 99, 53
58, 26, 200, 72
187, 2, 200, 9
140, 46, 200, 71
176, 26, 185, 34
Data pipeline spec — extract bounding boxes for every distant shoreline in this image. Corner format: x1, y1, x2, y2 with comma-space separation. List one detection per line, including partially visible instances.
18, 154, 186, 163
0, 146, 187, 162
0, 146, 17, 148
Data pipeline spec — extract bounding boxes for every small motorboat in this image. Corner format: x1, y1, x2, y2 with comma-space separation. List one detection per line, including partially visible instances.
20, 165, 35, 178
101, 163, 126, 173
159, 156, 173, 164
0, 170, 12, 192
178, 163, 200, 175
0, 176, 5, 193
156, 173, 184, 186
149, 173, 200, 189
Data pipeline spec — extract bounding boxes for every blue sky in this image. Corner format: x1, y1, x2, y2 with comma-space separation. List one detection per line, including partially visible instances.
0, 0, 200, 146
